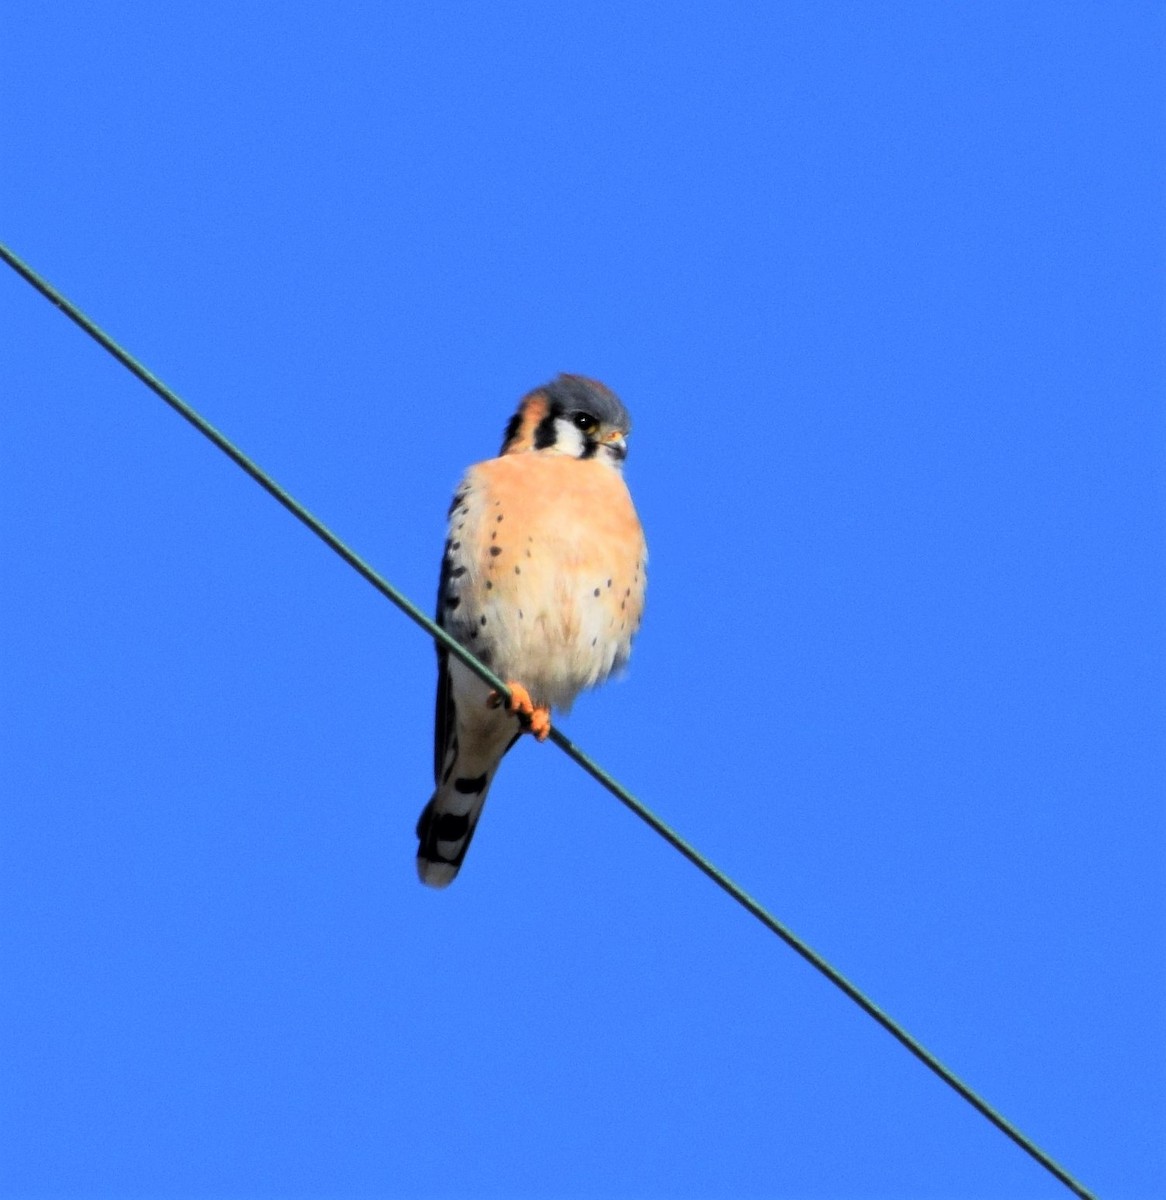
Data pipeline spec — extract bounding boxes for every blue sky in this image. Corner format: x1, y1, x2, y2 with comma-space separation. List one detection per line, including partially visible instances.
2, 4, 1162, 1198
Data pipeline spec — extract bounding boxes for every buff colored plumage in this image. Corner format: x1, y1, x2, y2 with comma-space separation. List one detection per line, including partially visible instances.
416, 375, 646, 886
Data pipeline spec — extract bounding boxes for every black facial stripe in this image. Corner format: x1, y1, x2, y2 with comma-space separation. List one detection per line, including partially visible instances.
500, 410, 523, 452
533, 408, 559, 449
580, 438, 598, 459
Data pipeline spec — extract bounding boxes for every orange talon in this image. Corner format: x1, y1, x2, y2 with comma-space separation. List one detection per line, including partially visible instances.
503, 681, 552, 742
527, 706, 552, 742
504, 680, 534, 717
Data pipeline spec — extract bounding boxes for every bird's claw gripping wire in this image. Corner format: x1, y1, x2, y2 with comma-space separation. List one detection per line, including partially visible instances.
488, 681, 551, 741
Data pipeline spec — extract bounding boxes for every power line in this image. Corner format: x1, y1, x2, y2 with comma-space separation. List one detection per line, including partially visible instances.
0, 240, 1098, 1200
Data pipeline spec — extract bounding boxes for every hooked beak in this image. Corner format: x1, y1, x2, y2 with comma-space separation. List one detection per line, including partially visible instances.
602, 430, 628, 461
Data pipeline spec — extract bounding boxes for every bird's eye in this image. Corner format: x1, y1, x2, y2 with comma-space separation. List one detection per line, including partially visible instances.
572, 412, 599, 434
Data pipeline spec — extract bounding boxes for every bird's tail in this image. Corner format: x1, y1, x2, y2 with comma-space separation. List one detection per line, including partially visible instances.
419, 652, 525, 887
415, 767, 501, 888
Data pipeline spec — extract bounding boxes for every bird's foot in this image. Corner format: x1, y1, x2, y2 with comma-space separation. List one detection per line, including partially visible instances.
488, 681, 551, 742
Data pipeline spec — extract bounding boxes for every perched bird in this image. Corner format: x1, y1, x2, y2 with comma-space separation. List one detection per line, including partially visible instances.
416, 375, 647, 886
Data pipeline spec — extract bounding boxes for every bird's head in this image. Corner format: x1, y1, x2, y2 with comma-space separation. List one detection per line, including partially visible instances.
500, 375, 631, 466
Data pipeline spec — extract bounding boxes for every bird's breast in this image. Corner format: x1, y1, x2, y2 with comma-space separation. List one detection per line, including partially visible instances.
442, 454, 646, 709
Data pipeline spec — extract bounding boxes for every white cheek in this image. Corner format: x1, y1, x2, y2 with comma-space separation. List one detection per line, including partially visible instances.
553, 420, 587, 457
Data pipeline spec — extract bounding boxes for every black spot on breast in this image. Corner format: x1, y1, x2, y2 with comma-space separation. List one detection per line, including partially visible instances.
591, 637, 597, 647
593, 587, 600, 597
621, 599, 626, 610
607, 579, 612, 588
518, 609, 524, 619
490, 546, 502, 557
485, 580, 492, 590
445, 594, 460, 610
451, 540, 461, 551
477, 647, 493, 665
496, 514, 504, 523
515, 565, 521, 575
480, 615, 487, 626
469, 629, 478, 640
451, 566, 467, 578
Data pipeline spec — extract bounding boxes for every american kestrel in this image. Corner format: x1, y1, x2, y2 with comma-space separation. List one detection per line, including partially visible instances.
416, 375, 647, 886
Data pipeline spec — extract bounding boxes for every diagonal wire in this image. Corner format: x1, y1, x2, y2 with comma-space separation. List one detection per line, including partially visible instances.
0, 240, 1097, 1200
